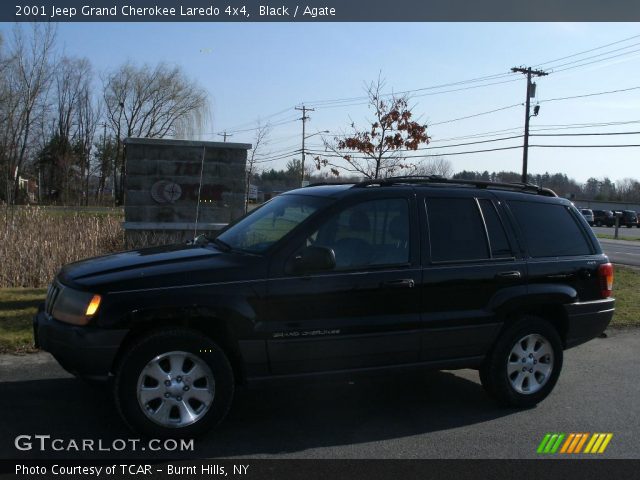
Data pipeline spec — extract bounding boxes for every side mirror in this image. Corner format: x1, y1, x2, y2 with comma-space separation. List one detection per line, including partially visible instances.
292, 246, 336, 273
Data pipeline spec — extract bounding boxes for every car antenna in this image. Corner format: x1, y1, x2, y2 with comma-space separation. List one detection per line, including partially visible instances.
193, 146, 206, 240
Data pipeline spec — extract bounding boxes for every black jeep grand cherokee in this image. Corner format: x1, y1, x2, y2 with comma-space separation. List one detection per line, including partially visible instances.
34, 177, 615, 437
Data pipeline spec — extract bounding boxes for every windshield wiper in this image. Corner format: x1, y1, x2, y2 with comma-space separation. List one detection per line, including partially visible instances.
212, 237, 233, 252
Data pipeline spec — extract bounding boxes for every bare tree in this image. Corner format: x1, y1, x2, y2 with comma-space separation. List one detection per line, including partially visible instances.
315, 76, 429, 179
76, 82, 102, 205
0, 24, 56, 204
413, 157, 453, 178
615, 177, 640, 202
245, 122, 270, 212
40, 56, 93, 203
103, 62, 209, 203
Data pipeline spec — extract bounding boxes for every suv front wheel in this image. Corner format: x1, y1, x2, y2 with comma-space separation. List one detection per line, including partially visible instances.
480, 317, 563, 408
114, 328, 234, 438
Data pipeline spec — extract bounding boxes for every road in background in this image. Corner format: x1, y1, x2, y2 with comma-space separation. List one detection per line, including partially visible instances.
599, 238, 640, 267
592, 226, 640, 239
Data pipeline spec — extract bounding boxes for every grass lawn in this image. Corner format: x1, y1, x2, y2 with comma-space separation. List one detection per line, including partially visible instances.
610, 266, 640, 327
596, 233, 640, 242
0, 288, 46, 354
0, 266, 638, 354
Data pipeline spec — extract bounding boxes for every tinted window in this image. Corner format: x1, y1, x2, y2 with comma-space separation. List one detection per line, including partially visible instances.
426, 198, 489, 262
308, 198, 410, 269
479, 199, 513, 258
508, 201, 592, 257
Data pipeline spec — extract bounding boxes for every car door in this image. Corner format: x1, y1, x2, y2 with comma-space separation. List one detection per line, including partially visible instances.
263, 191, 422, 375
418, 191, 527, 362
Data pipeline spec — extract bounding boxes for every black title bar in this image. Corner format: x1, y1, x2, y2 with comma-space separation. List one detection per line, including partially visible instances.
4, 0, 640, 22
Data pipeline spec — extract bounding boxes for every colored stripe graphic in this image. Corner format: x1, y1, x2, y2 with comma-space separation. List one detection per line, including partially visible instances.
598, 434, 613, 453
537, 434, 552, 454
538, 433, 612, 454
560, 433, 576, 453
550, 434, 565, 453
574, 433, 589, 453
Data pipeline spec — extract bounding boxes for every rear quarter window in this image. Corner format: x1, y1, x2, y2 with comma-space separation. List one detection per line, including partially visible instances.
508, 200, 593, 257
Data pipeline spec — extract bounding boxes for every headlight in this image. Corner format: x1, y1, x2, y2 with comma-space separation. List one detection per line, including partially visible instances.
51, 287, 101, 326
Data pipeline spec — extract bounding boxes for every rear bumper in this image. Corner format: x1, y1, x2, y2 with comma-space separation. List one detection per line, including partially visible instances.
33, 304, 128, 380
564, 298, 615, 349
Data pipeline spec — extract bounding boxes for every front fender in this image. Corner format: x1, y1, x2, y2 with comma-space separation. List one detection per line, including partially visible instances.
94, 280, 266, 340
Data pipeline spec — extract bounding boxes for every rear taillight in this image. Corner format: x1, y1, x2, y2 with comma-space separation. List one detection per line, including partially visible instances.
598, 263, 614, 298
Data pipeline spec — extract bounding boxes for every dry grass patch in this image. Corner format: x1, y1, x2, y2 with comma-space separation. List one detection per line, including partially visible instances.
0, 206, 124, 288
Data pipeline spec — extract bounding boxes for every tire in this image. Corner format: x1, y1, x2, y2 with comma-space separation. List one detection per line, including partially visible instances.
596, 221, 602, 227
114, 328, 234, 438
480, 316, 563, 408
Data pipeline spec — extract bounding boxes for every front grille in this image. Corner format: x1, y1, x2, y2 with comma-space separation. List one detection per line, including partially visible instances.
45, 282, 61, 315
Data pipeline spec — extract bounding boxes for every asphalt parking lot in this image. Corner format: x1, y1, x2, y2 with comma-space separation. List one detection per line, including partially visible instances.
0, 328, 638, 460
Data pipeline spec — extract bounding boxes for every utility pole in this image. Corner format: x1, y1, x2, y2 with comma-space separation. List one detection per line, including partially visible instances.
295, 105, 314, 186
218, 131, 232, 142
511, 66, 548, 183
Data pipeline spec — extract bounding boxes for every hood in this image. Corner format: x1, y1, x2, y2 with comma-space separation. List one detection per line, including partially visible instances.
59, 243, 261, 292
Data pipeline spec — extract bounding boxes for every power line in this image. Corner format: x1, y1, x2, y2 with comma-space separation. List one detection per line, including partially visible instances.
531, 119, 640, 131
215, 106, 297, 133
532, 130, 640, 137
186, 117, 299, 138
302, 71, 517, 108
403, 134, 524, 150
537, 42, 640, 73
307, 145, 523, 159
531, 143, 640, 148
429, 103, 523, 127
539, 85, 640, 103
534, 33, 640, 68
303, 34, 640, 111
549, 48, 640, 75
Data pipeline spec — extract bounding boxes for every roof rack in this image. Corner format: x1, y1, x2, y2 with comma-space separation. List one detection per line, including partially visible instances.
352, 175, 558, 197
303, 181, 355, 188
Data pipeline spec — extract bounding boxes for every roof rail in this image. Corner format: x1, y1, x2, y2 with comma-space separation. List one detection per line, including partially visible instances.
304, 181, 356, 187
352, 175, 558, 197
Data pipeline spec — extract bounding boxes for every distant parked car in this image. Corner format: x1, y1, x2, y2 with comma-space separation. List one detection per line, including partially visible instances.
620, 210, 638, 228
580, 209, 594, 226
592, 209, 615, 227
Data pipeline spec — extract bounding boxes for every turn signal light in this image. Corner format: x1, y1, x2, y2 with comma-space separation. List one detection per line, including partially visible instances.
598, 263, 614, 298
85, 294, 102, 316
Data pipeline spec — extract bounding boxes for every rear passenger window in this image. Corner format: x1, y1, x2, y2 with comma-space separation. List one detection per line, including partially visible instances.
426, 198, 489, 262
508, 201, 592, 257
479, 199, 513, 258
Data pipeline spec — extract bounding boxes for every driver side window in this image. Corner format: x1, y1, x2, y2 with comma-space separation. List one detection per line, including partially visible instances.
305, 198, 410, 270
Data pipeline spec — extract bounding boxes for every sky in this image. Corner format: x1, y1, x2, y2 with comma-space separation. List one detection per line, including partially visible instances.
5, 21, 640, 183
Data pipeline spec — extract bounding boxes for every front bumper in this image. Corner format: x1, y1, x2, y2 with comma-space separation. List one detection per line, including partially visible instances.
564, 298, 615, 348
34, 304, 129, 380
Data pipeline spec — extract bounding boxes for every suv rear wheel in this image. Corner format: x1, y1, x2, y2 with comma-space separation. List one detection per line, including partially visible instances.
114, 328, 234, 438
480, 317, 563, 408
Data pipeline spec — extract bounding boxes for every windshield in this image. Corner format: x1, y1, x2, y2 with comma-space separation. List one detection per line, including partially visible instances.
216, 194, 330, 253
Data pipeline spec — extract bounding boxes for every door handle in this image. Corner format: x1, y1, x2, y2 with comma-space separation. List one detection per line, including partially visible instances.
382, 279, 415, 288
495, 271, 522, 280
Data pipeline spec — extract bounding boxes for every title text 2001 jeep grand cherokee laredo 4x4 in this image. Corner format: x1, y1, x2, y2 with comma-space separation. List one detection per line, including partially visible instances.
34, 177, 615, 437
